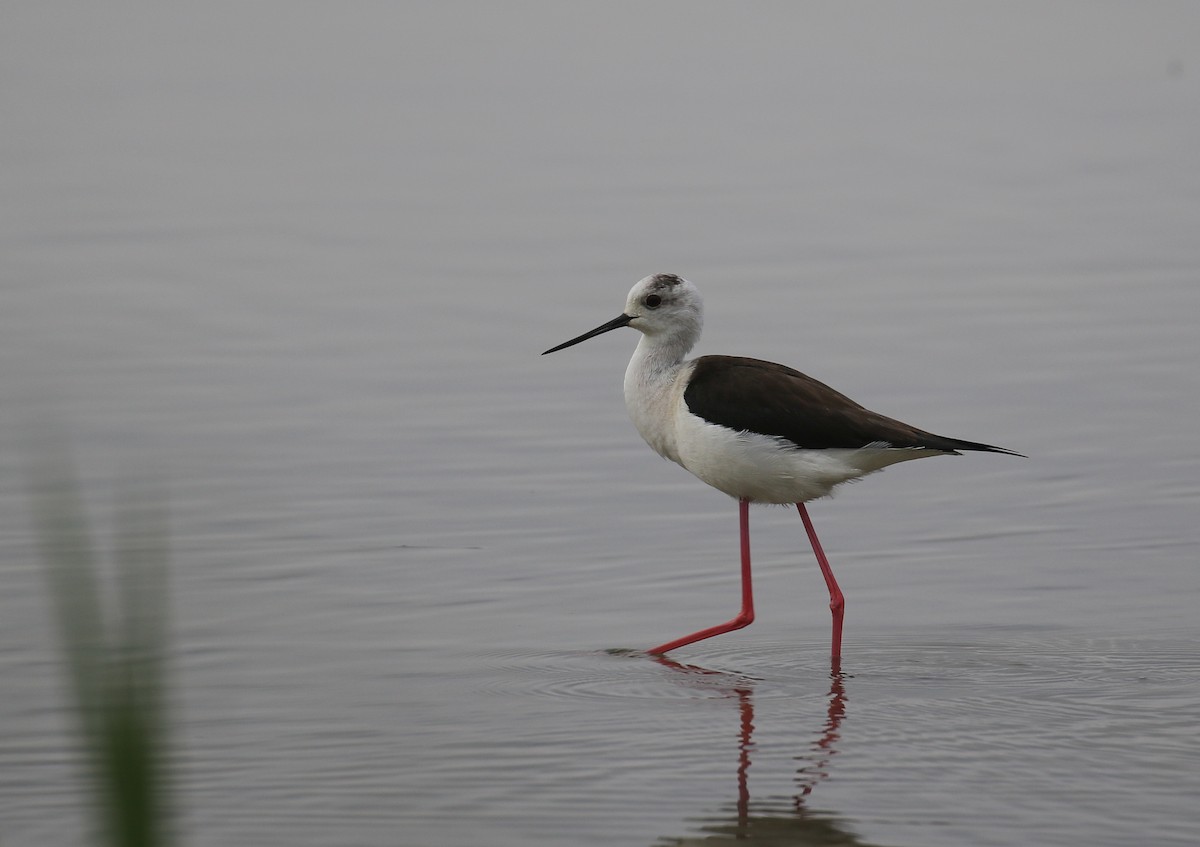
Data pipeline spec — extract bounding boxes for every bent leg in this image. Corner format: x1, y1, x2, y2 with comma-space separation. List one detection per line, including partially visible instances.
648, 498, 755, 654
797, 502, 843, 659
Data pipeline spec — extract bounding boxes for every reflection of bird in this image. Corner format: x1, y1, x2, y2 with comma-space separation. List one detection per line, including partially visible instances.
545, 274, 1021, 657
652, 656, 868, 846
658, 815, 873, 847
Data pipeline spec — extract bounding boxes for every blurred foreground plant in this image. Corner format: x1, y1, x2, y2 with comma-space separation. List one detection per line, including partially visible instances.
32, 460, 173, 847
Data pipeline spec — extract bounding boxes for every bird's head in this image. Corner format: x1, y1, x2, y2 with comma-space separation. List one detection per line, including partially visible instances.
542, 273, 703, 356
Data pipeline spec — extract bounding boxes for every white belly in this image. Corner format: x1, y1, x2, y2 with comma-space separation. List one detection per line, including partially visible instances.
672, 409, 941, 504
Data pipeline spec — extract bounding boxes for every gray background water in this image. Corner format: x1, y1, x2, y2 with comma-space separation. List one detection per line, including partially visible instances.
3, 4, 1199, 845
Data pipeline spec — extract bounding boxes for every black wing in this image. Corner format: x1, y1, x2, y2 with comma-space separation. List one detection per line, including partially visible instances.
683, 356, 1021, 455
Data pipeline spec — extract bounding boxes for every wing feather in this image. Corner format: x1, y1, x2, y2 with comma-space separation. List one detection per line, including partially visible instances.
683, 356, 1019, 455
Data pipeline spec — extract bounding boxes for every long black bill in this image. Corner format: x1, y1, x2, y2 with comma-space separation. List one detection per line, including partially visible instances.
542, 314, 633, 355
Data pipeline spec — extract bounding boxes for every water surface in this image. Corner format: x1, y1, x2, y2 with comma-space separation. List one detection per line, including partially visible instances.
2, 4, 1198, 846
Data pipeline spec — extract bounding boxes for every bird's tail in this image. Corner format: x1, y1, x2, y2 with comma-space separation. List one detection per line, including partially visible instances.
929, 436, 1025, 457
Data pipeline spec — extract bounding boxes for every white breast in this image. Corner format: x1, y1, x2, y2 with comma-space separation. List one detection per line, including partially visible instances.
623, 349, 693, 465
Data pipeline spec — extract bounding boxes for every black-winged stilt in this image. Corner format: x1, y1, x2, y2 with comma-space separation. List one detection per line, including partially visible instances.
543, 273, 1021, 658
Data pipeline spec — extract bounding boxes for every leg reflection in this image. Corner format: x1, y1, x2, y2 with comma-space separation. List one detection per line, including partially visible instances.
651, 655, 857, 843
795, 657, 848, 811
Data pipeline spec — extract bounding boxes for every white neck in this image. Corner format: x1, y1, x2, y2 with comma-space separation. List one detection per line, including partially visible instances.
622, 333, 693, 464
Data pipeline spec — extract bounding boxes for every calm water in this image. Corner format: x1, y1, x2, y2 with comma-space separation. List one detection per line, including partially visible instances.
3, 4, 1199, 846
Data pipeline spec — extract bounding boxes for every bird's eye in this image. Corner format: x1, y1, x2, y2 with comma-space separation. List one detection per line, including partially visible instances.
644, 294, 662, 308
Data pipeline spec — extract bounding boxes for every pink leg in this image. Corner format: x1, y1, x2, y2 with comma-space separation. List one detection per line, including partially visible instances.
796, 502, 843, 659
647, 498, 755, 655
